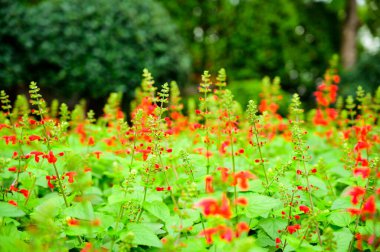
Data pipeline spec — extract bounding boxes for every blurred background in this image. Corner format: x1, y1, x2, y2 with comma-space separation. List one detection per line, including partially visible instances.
0, 0, 379, 113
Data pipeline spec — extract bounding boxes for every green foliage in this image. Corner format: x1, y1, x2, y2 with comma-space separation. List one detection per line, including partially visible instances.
0, 0, 190, 100
159, 0, 340, 89
341, 51, 380, 94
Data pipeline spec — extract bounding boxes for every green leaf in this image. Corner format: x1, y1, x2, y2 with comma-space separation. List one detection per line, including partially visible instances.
126, 223, 162, 248
334, 228, 353, 252
144, 201, 170, 221
64, 201, 94, 220
0, 202, 25, 217
331, 198, 351, 210
328, 211, 352, 227
245, 193, 282, 218
259, 218, 287, 240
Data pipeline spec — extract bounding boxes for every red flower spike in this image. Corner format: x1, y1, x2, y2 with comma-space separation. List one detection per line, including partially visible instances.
156, 187, 165, 191
275, 237, 281, 244
12, 151, 18, 159
205, 176, 214, 193
299, 205, 310, 214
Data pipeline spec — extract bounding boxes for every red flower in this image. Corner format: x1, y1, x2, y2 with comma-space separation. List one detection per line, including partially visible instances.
9, 185, 18, 192
66, 171, 77, 183
347, 208, 361, 215
299, 205, 310, 214
28, 135, 41, 141
199, 227, 218, 244
8, 166, 17, 172
217, 167, 230, 183
235, 222, 250, 237
3, 135, 17, 145
46, 175, 56, 189
19, 189, 29, 198
234, 197, 248, 206
47, 151, 57, 164
205, 175, 214, 193
156, 187, 165, 191
348, 186, 365, 205
80, 242, 93, 252
195, 193, 232, 219
353, 166, 370, 178
287, 224, 301, 234
87, 137, 95, 146
219, 193, 232, 219
8, 200, 17, 206
362, 196, 376, 214
354, 141, 369, 152
67, 218, 80, 226
233, 171, 255, 191
313, 109, 328, 126
93, 151, 102, 159
219, 226, 234, 242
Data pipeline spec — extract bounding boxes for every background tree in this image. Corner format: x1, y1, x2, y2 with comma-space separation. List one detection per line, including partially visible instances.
0, 0, 191, 107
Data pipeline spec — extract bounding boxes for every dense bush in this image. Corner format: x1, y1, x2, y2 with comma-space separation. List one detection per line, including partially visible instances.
0, 0, 190, 100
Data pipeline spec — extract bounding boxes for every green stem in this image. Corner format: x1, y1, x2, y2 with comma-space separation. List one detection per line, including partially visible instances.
136, 186, 148, 223
229, 130, 238, 224
252, 124, 269, 187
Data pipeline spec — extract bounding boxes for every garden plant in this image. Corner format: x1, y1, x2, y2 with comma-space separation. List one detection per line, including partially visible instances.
0, 65, 379, 251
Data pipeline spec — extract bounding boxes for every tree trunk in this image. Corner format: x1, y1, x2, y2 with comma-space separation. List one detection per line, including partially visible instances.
341, 0, 360, 69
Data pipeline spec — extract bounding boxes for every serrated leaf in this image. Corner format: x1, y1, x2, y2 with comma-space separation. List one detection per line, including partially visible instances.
331, 198, 351, 210
126, 223, 162, 248
144, 201, 170, 221
245, 193, 282, 218
259, 218, 287, 240
0, 202, 25, 217
64, 201, 94, 220
328, 211, 352, 227
334, 228, 353, 252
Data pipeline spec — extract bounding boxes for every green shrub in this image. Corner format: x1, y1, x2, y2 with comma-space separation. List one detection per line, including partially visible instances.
0, 0, 191, 99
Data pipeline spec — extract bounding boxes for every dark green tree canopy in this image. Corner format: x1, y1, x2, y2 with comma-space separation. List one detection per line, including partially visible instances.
159, 0, 340, 91
0, 0, 191, 99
